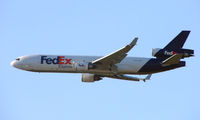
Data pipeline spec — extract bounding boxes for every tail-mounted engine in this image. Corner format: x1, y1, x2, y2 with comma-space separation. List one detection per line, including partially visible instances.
152, 48, 194, 58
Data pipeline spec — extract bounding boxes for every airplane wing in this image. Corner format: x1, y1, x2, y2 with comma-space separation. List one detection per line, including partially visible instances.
81, 73, 152, 82
92, 38, 138, 70
162, 54, 183, 66
105, 74, 152, 82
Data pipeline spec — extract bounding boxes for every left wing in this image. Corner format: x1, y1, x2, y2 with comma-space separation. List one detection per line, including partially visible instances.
81, 73, 152, 82
105, 74, 152, 82
92, 38, 138, 70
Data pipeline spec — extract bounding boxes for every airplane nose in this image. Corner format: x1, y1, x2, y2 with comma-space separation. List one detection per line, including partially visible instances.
10, 60, 17, 68
10, 60, 21, 69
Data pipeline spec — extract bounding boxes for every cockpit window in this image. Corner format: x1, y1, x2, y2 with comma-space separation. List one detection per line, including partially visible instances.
16, 58, 20, 61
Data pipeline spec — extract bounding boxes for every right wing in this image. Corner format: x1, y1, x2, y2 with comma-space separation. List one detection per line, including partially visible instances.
92, 38, 138, 70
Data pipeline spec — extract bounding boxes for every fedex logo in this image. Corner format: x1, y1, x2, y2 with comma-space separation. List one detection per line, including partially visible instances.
164, 51, 177, 55
78, 63, 86, 67
41, 56, 72, 64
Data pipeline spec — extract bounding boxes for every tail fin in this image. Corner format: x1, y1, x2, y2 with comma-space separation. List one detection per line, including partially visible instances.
152, 31, 194, 58
164, 31, 190, 50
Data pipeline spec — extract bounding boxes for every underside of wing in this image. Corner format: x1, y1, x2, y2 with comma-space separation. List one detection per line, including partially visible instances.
81, 73, 152, 82
105, 74, 152, 82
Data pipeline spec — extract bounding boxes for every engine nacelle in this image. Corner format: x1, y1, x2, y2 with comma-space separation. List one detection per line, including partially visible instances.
152, 48, 162, 57
152, 48, 194, 58
82, 74, 102, 82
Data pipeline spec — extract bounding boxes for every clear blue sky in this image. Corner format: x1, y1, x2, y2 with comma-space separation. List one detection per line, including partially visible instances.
1, 0, 200, 120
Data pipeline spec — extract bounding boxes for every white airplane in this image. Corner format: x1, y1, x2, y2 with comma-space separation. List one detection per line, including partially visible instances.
11, 31, 194, 82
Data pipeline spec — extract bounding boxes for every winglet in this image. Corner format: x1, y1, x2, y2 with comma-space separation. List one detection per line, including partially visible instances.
129, 37, 138, 47
145, 74, 152, 80
143, 74, 152, 82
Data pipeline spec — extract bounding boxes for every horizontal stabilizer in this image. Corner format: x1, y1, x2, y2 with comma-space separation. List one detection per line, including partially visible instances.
162, 54, 182, 65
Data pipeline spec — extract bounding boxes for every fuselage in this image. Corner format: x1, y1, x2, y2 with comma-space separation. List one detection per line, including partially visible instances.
11, 55, 185, 75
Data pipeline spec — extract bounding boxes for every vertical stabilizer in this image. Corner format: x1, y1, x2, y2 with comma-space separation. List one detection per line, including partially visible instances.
164, 31, 190, 50
153, 31, 194, 58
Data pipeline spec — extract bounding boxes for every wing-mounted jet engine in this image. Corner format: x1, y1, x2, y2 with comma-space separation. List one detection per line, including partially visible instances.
81, 74, 102, 82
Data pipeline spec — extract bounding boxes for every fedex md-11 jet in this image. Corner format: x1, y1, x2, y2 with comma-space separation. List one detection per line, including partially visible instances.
11, 31, 194, 82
